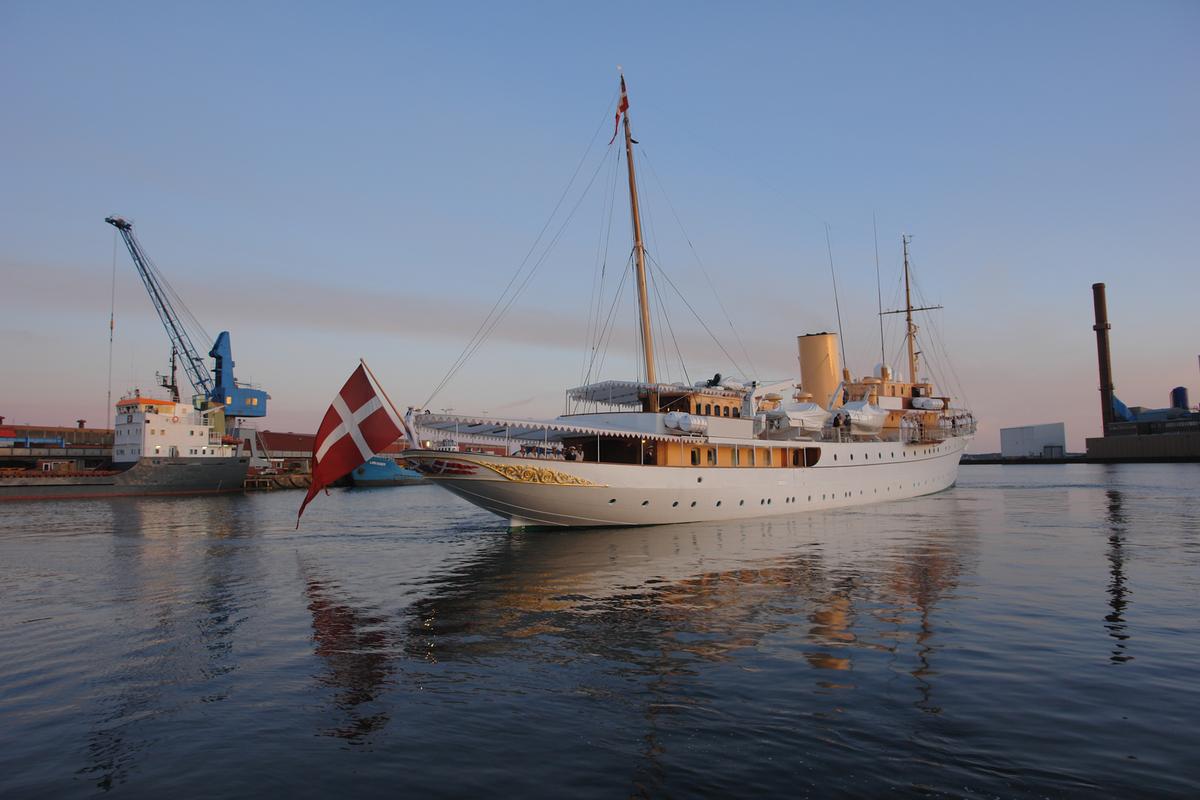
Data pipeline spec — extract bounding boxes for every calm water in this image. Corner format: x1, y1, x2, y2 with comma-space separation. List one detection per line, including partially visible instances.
1, 464, 1198, 798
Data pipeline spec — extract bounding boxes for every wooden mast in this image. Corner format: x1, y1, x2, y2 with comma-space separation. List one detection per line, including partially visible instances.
903, 234, 917, 384
620, 74, 659, 410
881, 236, 942, 387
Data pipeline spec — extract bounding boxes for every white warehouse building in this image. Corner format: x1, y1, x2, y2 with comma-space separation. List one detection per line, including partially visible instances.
1000, 422, 1067, 459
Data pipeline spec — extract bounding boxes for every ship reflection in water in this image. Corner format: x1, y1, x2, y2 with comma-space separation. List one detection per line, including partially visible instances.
400, 505, 975, 747
305, 575, 396, 742
1, 464, 1198, 797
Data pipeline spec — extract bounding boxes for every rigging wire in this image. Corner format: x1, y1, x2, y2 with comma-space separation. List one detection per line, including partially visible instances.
647, 259, 691, 387
645, 251, 749, 378
910, 265, 971, 408
581, 147, 621, 384
424, 89, 619, 409
432, 145, 613, 404
582, 256, 634, 403
638, 145, 759, 379
825, 223, 848, 370
106, 230, 118, 424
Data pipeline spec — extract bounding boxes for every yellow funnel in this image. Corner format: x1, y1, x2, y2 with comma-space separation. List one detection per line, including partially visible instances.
797, 333, 842, 409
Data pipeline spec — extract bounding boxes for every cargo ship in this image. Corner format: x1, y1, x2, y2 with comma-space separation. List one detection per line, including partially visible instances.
0, 392, 249, 501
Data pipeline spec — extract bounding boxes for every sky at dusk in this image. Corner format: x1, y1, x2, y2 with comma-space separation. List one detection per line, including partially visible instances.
2, 1, 1197, 452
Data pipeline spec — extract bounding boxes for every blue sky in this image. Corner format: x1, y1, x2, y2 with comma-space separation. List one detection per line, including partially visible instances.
2, 1, 1197, 450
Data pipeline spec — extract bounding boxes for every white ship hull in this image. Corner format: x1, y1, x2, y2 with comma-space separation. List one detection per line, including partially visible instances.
404, 436, 968, 528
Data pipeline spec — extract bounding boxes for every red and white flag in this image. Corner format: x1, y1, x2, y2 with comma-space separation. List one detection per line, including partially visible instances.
297, 363, 405, 526
608, 74, 629, 145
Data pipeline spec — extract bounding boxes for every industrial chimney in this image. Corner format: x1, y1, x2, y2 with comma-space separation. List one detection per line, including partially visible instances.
1092, 283, 1115, 433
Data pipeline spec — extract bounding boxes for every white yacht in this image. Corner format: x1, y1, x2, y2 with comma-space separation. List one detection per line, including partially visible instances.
401, 77, 974, 527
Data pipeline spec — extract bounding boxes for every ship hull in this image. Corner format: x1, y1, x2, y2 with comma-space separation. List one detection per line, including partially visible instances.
0, 456, 250, 501
403, 437, 968, 528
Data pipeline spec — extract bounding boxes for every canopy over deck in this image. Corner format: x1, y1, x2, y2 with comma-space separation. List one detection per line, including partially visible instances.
411, 411, 686, 445
566, 380, 746, 408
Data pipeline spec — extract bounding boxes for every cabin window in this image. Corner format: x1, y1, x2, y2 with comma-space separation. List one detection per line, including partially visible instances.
722, 406, 729, 417
732, 448, 740, 466
705, 403, 712, 416
732, 407, 740, 418
792, 449, 802, 467
707, 448, 717, 466
690, 448, 700, 466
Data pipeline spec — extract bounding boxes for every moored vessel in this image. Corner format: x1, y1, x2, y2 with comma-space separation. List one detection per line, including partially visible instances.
400, 75, 975, 527
349, 455, 424, 487
0, 392, 249, 501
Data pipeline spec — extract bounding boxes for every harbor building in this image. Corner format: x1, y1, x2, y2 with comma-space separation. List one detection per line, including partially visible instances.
1001, 423, 1066, 459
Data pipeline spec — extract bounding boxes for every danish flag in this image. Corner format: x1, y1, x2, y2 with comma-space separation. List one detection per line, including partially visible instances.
608, 74, 629, 145
297, 363, 406, 526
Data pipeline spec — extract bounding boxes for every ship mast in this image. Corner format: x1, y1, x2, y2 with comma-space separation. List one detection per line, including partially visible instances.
882, 235, 941, 386
619, 75, 658, 410
903, 235, 917, 384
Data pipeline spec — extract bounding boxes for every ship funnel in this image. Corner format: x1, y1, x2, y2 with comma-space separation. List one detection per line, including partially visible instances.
797, 332, 842, 410
1092, 283, 1115, 432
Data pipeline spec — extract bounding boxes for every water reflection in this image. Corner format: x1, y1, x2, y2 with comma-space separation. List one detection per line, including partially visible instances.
76, 498, 259, 789
1104, 489, 1132, 664
403, 513, 971, 710
304, 574, 396, 742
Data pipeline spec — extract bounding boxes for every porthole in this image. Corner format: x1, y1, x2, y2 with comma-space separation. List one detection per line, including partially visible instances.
833, 454, 838, 461
739, 499, 745, 506
690, 500, 697, 507
760, 499, 765, 505
807, 495, 812, 501
715, 500, 722, 507
641, 500, 649, 506
850, 454, 853, 460
609, 498, 617, 504
672, 501, 679, 507
767, 498, 772, 505
697, 477, 703, 484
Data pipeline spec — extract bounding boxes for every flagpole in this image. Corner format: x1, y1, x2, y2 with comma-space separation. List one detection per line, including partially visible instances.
360, 357, 409, 437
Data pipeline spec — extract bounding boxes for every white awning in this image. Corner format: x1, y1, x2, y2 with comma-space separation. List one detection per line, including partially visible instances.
412, 412, 691, 444
567, 379, 746, 407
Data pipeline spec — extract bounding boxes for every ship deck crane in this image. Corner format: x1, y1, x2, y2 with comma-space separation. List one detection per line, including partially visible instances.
105, 215, 268, 418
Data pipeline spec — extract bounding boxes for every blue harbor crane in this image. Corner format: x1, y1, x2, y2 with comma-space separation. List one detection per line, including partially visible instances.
105, 216, 269, 418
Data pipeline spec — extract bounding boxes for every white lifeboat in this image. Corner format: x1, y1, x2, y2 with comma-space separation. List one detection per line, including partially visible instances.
911, 397, 945, 410
768, 402, 830, 433
835, 400, 888, 435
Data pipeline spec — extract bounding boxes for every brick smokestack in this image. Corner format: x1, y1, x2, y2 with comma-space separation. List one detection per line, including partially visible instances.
1092, 283, 1115, 432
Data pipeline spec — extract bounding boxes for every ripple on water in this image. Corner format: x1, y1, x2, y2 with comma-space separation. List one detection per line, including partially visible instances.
1, 466, 1199, 797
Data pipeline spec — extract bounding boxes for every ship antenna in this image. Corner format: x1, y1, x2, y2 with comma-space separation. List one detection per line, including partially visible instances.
873, 212, 886, 368
619, 71, 659, 410
825, 223, 848, 371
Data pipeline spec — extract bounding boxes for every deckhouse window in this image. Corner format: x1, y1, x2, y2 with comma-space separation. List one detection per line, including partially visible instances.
707, 448, 717, 466
690, 448, 700, 466
732, 448, 740, 466
704, 403, 712, 416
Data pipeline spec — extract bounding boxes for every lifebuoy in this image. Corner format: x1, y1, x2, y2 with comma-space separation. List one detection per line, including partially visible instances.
171, 416, 179, 423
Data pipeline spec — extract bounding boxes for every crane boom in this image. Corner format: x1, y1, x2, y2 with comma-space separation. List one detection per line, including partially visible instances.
105, 215, 214, 397
105, 215, 269, 418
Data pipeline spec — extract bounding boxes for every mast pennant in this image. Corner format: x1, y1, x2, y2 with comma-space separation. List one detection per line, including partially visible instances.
609, 75, 629, 145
